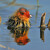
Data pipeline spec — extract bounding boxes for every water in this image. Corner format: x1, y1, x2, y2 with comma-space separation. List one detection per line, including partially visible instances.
0, 0, 50, 50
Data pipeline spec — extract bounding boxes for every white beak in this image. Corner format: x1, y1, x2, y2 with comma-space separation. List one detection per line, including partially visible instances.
30, 15, 32, 18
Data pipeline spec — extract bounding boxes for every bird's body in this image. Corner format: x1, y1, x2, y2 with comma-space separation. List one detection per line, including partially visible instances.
7, 7, 31, 29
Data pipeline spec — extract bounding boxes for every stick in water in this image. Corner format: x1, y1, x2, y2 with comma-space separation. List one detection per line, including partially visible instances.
40, 13, 46, 28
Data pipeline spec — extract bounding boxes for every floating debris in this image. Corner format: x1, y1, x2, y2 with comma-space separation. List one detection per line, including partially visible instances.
0, 44, 15, 50
0, 16, 1, 24
8, 47, 15, 50
0, 44, 6, 48
3, 23, 6, 24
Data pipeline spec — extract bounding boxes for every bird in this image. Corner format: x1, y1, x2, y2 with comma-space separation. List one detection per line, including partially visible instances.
7, 7, 32, 29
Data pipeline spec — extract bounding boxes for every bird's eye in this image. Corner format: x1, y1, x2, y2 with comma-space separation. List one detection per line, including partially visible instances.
20, 12, 24, 15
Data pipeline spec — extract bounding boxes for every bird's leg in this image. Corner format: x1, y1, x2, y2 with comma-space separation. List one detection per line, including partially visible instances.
26, 21, 30, 28
24, 21, 26, 27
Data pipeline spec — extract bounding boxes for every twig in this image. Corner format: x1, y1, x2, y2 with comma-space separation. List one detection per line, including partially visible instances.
40, 13, 46, 28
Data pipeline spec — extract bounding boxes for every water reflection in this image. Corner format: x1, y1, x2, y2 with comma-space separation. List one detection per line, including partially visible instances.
40, 28, 45, 42
0, 0, 39, 10
7, 27, 30, 45
35, 6, 39, 23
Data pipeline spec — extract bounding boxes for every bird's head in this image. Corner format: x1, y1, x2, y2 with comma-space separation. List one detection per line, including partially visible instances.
16, 7, 32, 21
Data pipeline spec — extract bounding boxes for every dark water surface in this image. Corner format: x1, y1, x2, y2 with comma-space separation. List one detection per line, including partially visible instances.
0, 0, 50, 50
